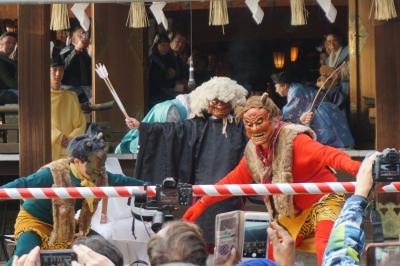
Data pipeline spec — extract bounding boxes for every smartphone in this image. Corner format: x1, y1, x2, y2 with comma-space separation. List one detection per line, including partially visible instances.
40, 249, 77, 266
366, 242, 400, 266
241, 212, 270, 261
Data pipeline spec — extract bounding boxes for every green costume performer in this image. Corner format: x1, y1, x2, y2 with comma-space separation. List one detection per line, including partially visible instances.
1, 134, 145, 265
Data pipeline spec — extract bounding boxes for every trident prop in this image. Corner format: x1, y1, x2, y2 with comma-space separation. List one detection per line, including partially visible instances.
95, 63, 129, 119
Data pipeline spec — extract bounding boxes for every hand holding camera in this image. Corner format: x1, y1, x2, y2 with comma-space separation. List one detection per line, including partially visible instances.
355, 152, 379, 198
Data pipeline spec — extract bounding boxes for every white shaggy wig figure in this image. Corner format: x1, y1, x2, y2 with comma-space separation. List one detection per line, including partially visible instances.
189, 77, 248, 118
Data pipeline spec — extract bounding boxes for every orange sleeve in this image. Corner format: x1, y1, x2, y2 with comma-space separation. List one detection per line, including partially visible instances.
295, 134, 361, 176
202, 157, 253, 206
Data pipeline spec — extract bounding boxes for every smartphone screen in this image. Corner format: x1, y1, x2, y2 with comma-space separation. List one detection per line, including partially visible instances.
40, 249, 77, 266
242, 219, 269, 259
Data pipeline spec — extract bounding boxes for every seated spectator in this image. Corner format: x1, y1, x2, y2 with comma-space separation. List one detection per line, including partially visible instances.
50, 56, 87, 160
60, 26, 91, 104
271, 71, 354, 148
0, 32, 18, 105
147, 221, 208, 266
74, 235, 123, 266
323, 152, 378, 265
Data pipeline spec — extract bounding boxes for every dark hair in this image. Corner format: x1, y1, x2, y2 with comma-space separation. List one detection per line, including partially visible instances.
151, 33, 170, 55
74, 235, 123, 266
325, 31, 343, 44
3, 19, 16, 28
147, 221, 208, 266
0, 32, 17, 41
67, 134, 107, 162
270, 71, 294, 84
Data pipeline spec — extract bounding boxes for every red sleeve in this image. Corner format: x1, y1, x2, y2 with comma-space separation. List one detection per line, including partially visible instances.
295, 134, 361, 176
202, 157, 253, 206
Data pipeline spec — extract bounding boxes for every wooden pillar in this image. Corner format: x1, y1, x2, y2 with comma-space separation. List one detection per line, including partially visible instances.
375, 14, 400, 150
18, 4, 51, 176
92, 4, 147, 143
348, 0, 376, 149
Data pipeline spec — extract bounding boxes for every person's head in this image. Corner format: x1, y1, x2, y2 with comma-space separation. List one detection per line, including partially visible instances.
0, 32, 17, 56
74, 235, 123, 266
3, 19, 17, 33
236, 93, 281, 149
271, 72, 292, 97
325, 33, 342, 53
320, 51, 328, 66
68, 134, 108, 181
152, 34, 170, 56
56, 30, 69, 43
170, 32, 186, 54
71, 26, 89, 49
147, 221, 208, 266
189, 76, 248, 119
50, 56, 64, 90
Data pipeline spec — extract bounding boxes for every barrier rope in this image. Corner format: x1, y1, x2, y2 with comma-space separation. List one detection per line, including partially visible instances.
1, 182, 400, 199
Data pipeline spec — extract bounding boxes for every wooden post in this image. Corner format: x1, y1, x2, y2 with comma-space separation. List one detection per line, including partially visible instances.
375, 15, 400, 150
18, 4, 51, 176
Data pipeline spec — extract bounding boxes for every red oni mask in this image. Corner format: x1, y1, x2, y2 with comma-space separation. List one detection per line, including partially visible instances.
207, 99, 233, 119
243, 108, 274, 148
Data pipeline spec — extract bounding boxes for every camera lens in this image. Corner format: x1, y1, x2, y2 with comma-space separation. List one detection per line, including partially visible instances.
151, 211, 165, 233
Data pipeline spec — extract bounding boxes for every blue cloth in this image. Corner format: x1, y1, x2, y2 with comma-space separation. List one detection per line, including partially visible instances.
281, 83, 354, 148
115, 99, 188, 154
322, 195, 368, 266
237, 259, 278, 266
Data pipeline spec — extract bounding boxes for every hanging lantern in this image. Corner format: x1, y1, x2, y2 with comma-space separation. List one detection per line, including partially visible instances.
273, 52, 285, 69
290, 47, 299, 62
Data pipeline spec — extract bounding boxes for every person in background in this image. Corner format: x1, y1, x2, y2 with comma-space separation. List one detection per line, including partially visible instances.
116, 93, 190, 154
60, 26, 92, 104
2, 19, 17, 33
149, 33, 180, 107
169, 32, 189, 89
324, 32, 350, 112
50, 55, 87, 160
272, 71, 354, 148
319, 50, 329, 67
0, 32, 18, 105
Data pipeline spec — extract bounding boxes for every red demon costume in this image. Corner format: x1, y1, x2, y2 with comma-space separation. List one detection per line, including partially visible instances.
183, 94, 361, 266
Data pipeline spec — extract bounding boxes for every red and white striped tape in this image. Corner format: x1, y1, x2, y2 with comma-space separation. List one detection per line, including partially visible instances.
1, 182, 400, 200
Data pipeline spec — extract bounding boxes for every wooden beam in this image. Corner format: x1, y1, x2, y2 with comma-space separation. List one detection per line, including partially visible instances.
18, 4, 51, 176
164, 0, 348, 11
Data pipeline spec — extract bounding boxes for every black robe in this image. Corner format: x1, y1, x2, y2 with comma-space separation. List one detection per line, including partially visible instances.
135, 116, 248, 242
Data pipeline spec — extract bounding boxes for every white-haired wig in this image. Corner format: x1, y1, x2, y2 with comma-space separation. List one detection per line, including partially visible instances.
189, 77, 248, 118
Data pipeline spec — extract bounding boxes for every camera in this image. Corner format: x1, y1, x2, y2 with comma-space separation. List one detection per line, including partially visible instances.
130, 177, 193, 232
373, 148, 400, 182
